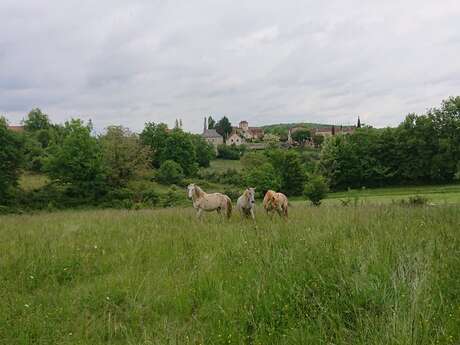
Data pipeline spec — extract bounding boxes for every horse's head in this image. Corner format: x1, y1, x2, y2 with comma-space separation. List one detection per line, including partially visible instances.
247, 187, 256, 205
187, 184, 195, 199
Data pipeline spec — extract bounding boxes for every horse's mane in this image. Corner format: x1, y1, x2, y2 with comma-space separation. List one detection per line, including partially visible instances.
193, 185, 206, 198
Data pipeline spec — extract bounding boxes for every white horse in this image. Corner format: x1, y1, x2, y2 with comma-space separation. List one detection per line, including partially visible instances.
187, 184, 232, 219
236, 188, 256, 219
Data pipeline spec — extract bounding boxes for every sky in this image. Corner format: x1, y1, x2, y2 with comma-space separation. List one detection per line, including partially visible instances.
1, 0, 460, 133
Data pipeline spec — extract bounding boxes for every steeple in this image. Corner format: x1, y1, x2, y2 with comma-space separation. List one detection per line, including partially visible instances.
203, 117, 207, 133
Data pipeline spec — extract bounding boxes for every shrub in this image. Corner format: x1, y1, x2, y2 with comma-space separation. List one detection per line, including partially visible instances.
219, 169, 244, 186
156, 160, 184, 185
217, 144, 244, 160
396, 195, 429, 207
304, 174, 329, 206
162, 186, 182, 207
223, 188, 241, 202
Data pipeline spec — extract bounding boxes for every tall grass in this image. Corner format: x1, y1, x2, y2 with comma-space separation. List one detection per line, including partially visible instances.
0, 205, 459, 344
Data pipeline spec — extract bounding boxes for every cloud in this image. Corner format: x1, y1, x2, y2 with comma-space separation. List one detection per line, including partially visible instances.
1, 0, 459, 132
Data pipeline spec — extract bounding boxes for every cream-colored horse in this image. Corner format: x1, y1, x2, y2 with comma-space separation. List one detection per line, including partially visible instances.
187, 184, 232, 219
263, 190, 288, 218
236, 188, 256, 219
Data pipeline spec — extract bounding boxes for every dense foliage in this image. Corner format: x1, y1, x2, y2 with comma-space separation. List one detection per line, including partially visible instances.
156, 160, 184, 185
44, 120, 107, 198
0, 118, 23, 202
217, 144, 246, 160
319, 97, 460, 189
140, 124, 213, 174
304, 174, 329, 206
100, 126, 151, 187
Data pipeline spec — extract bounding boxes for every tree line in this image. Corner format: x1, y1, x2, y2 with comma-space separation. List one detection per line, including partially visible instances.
1, 96, 459, 211
319, 96, 460, 189
0, 110, 215, 209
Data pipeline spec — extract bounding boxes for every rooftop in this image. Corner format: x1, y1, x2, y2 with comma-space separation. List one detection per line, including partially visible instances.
202, 129, 222, 138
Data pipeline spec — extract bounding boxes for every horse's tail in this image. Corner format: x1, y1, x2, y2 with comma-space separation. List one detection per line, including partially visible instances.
226, 196, 232, 219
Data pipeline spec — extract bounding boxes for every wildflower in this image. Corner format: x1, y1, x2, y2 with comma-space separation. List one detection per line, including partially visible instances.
24, 304, 30, 308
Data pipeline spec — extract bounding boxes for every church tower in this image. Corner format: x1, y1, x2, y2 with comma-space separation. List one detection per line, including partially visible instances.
203, 117, 207, 133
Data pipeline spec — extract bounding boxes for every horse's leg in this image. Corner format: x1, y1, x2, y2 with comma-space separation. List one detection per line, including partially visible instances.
196, 208, 203, 219
250, 208, 255, 220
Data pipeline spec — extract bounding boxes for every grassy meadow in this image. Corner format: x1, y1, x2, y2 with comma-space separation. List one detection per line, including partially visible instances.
1, 203, 459, 344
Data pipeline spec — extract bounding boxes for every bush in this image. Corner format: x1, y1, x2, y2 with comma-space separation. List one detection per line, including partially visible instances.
156, 160, 184, 185
223, 188, 241, 202
217, 144, 244, 160
219, 169, 244, 186
162, 185, 183, 207
304, 174, 329, 206
396, 195, 429, 207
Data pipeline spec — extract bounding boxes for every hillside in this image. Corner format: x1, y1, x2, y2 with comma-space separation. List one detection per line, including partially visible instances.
262, 122, 334, 136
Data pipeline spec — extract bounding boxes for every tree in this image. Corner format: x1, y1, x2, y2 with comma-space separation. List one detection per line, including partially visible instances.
0, 117, 23, 202
244, 163, 281, 197
268, 149, 306, 196
215, 116, 232, 141
357, 117, 361, 128
208, 116, 216, 129
161, 130, 197, 176
312, 134, 324, 148
291, 129, 311, 145
156, 160, 184, 185
44, 119, 106, 197
304, 174, 329, 206
23, 108, 51, 132
140, 122, 169, 168
100, 126, 151, 187
191, 134, 215, 167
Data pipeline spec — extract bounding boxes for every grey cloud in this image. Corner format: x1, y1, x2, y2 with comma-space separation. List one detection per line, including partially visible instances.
1, 0, 460, 131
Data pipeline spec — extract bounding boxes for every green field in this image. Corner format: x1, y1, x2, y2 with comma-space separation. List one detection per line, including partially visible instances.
1, 204, 459, 344
322, 184, 460, 206
204, 159, 243, 173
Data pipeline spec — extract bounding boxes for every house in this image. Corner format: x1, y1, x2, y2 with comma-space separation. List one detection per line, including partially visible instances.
311, 125, 356, 138
232, 121, 264, 141
227, 132, 245, 146
201, 118, 223, 151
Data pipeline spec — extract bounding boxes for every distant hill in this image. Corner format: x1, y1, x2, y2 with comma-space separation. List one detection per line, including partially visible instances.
261, 122, 332, 136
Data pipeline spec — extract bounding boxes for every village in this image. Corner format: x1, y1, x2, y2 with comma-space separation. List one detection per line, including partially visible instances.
201, 117, 360, 150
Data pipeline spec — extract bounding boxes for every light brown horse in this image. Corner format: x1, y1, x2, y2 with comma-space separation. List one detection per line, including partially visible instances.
187, 184, 232, 219
263, 190, 288, 218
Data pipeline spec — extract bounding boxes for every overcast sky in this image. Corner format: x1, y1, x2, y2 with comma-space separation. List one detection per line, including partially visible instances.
1, 0, 459, 132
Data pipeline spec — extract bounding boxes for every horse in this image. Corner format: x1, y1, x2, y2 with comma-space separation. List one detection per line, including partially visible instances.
263, 190, 288, 218
263, 190, 276, 214
236, 188, 256, 219
187, 184, 232, 219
